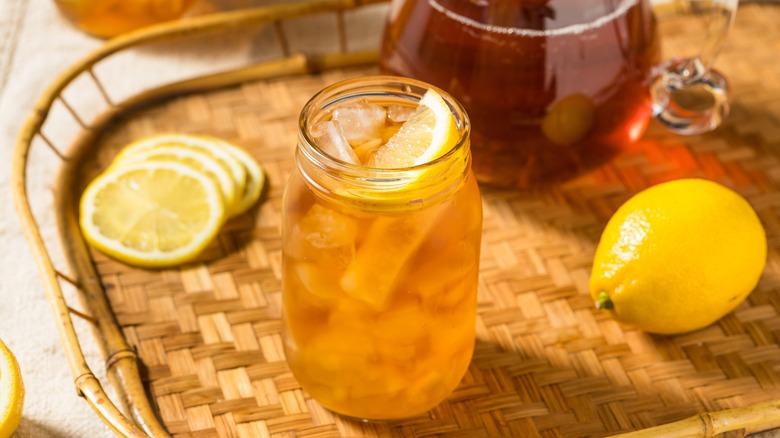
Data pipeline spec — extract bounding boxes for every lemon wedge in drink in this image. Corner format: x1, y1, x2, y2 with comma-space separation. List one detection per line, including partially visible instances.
0, 339, 24, 438
79, 161, 226, 268
370, 88, 459, 169
335, 89, 462, 209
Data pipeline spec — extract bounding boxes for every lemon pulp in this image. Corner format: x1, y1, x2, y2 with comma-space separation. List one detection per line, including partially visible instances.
370, 88, 459, 169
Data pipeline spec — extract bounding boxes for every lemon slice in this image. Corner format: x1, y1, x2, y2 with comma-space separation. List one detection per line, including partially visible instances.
217, 140, 266, 215
370, 89, 459, 169
334, 89, 462, 211
115, 134, 247, 215
110, 145, 238, 214
79, 161, 226, 268
0, 339, 24, 438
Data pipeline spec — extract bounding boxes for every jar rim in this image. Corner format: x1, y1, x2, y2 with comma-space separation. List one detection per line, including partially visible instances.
297, 75, 471, 179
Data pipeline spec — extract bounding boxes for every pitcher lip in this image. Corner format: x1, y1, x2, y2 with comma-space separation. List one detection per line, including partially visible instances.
427, 0, 639, 38
298, 75, 471, 178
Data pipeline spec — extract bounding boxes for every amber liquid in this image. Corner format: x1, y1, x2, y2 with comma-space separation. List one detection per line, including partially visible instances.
381, 0, 661, 187
282, 99, 482, 419
54, 0, 195, 38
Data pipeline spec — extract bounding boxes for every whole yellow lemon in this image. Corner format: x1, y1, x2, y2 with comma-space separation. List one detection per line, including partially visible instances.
590, 178, 767, 334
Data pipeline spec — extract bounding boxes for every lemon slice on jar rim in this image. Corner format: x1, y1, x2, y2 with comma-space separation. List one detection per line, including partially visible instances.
337, 89, 465, 209
79, 160, 226, 268
369, 88, 460, 169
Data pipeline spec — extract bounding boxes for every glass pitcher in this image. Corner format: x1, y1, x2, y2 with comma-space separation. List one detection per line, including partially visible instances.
380, 0, 737, 188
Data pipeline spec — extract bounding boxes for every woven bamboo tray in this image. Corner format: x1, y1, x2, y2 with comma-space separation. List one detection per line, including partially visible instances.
11, 1, 780, 437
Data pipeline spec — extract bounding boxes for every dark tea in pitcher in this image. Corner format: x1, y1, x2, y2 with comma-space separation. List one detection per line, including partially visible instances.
380, 0, 661, 187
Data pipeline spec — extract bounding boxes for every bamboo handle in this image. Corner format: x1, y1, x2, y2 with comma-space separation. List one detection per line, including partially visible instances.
611, 399, 780, 437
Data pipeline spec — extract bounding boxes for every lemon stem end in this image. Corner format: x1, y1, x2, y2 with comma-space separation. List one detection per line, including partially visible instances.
595, 291, 614, 310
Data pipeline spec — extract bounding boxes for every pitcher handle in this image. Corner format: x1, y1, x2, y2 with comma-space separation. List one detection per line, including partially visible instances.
650, 0, 738, 135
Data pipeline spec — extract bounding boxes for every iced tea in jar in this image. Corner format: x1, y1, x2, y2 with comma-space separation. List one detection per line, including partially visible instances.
281, 76, 482, 420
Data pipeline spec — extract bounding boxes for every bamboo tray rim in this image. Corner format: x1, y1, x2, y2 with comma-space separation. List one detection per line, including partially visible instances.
11, 1, 780, 437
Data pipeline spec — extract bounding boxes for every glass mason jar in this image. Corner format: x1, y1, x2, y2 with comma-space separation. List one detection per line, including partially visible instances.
281, 76, 482, 420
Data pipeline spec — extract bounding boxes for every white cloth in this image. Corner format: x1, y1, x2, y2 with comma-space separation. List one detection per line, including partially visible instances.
0, 1, 115, 436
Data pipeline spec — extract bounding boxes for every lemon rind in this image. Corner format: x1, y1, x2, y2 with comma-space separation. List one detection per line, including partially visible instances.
412, 89, 457, 166
218, 140, 266, 216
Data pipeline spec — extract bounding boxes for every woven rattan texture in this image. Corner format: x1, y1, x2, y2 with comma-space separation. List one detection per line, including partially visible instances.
73, 5, 780, 437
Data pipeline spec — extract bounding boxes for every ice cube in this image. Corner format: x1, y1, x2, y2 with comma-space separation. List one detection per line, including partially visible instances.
387, 104, 416, 123
427, 307, 476, 360
415, 241, 479, 305
332, 100, 387, 145
300, 328, 374, 386
352, 138, 383, 164
294, 262, 344, 303
373, 305, 429, 345
339, 204, 445, 310
327, 299, 376, 332
310, 120, 361, 165
348, 365, 407, 400
403, 370, 449, 402
287, 204, 357, 268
